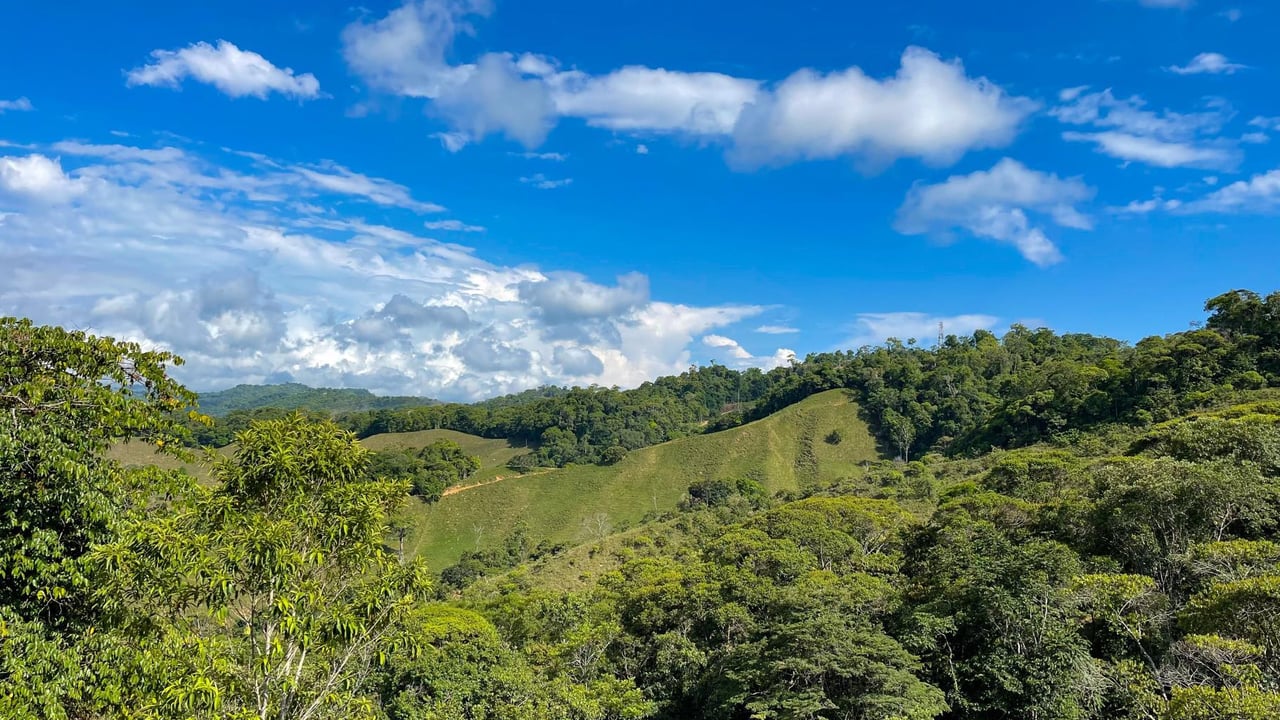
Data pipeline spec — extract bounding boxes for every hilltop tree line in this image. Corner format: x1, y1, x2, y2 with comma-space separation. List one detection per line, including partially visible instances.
280, 289, 1278, 468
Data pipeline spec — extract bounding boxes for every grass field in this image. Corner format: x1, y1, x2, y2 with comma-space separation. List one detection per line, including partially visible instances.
106, 390, 882, 572
403, 389, 880, 569
360, 428, 528, 486
107, 441, 233, 483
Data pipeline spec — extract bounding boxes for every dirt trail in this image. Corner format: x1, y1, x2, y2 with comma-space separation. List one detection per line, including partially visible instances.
441, 468, 554, 497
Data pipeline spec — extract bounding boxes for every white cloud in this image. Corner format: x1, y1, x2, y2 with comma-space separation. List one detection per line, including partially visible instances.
1249, 116, 1280, 131
1242, 132, 1269, 144
1111, 197, 1182, 214
512, 151, 567, 161
548, 65, 759, 135
432, 131, 470, 152
519, 173, 572, 190
1134, 0, 1193, 7
425, 219, 485, 232
845, 312, 1000, 348
0, 141, 764, 400
1182, 170, 1280, 213
756, 324, 799, 334
1220, 8, 1243, 21
518, 272, 648, 323
895, 158, 1093, 266
51, 141, 185, 163
701, 334, 794, 370
342, 4, 1033, 169
635, 144, 650, 155
0, 97, 33, 113
552, 345, 604, 376
703, 334, 752, 359
341, 0, 484, 98
1062, 130, 1237, 169
126, 40, 321, 100
432, 53, 557, 149
290, 160, 444, 212
1051, 88, 1238, 169
0, 154, 84, 202
1168, 52, 1247, 75
729, 47, 1036, 168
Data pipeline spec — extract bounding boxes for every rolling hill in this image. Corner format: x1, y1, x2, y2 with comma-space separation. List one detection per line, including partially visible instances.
397, 389, 880, 568
196, 382, 436, 416
108, 389, 880, 570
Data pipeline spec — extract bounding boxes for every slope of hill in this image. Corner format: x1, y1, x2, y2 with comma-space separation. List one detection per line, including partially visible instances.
360, 428, 529, 487
398, 389, 879, 568
107, 441, 234, 484
196, 382, 436, 416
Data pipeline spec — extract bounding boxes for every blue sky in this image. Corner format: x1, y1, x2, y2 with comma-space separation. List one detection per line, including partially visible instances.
1, 0, 1278, 400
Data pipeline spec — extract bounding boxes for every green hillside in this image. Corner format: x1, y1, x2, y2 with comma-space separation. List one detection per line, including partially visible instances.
107, 441, 233, 484
401, 389, 879, 568
196, 382, 436, 416
360, 428, 528, 486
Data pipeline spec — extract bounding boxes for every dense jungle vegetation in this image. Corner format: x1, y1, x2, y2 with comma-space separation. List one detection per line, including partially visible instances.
3, 288, 1280, 719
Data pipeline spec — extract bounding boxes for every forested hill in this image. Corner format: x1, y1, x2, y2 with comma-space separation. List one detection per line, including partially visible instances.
322, 289, 1280, 469
196, 381, 437, 416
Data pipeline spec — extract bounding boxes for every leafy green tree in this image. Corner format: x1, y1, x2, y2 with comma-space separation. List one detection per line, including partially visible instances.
94, 415, 432, 720
0, 317, 196, 629
369, 440, 480, 502
0, 318, 200, 718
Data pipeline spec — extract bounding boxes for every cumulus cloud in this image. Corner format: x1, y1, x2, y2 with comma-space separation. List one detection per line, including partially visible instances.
341, 0, 485, 97
126, 40, 321, 100
0, 154, 85, 202
0, 140, 761, 399
342, 3, 1032, 169
0, 97, 34, 113
552, 345, 604, 376
701, 334, 795, 370
518, 272, 649, 324
547, 64, 759, 135
703, 334, 752, 359
1051, 88, 1239, 169
1168, 52, 1247, 75
456, 334, 533, 372
1181, 170, 1280, 213
895, 158, 1094, 266
729, 47, 1036, 169
432, 53, 557, 149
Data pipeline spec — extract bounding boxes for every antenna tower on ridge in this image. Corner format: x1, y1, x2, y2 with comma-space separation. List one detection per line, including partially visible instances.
937, 321, 944, 348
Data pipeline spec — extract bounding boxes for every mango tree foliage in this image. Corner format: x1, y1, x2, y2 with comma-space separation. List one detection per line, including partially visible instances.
598, 499, 948, 720
378, 604, 651, 720
93, 415, 432, 720
1088, 458, 1279, 595
903, 497, 1101, 720
0, 317, 197, 628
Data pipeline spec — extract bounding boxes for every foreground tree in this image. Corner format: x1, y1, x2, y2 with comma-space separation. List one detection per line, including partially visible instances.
0, 317, 196, 629
95, 415, 432, 720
